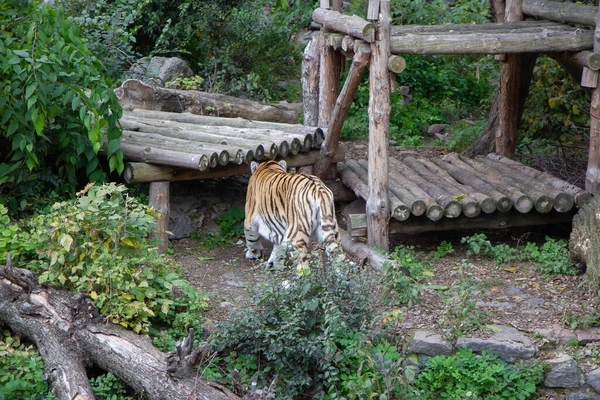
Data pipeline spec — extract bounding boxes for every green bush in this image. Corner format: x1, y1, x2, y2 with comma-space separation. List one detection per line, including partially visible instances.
414, 348, 545, 400
90, 373, 138, 400
521, 237, 581, 276
0, 331, 55, 400
461, 233, 518, 264
0, 1, 123, 214
385, 245, 433, 306
209, 255, 377, 398
3, 183, 207, 334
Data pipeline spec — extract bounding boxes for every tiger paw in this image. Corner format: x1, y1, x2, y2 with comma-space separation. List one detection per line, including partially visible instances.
245, 248, 263, 259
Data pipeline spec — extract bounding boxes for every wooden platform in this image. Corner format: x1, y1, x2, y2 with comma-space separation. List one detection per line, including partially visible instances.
102, 110, 340, 183
341, 153, 593, 236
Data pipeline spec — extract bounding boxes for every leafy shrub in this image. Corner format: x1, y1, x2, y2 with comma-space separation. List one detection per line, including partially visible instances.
0, 1, 123, 214
521, 237, 580, 276
0, 331, 55, 400
461, 233, 518, 264
439, 276, 488, 339
385, 245, 433, 306
90, 372, 137, 400
4, 183, 207, 334
414, 348, 545, 400
446, 120, 487, 152
429, 240, 454, 260
217, 205, 245, 239
209, 255, 376, 399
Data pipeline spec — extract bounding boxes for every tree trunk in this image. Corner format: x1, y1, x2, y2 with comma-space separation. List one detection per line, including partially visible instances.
302, 36, 321, 127
522, 0, 598, 27
586, 3, 600, 195
464, 52, 538, 157
0, 259, 238, 400
115, 80, 301, 124
570, 196, 600, 282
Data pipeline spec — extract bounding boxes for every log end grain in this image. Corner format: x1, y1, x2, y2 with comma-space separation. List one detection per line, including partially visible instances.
410, 200, 427, 217
553, 193, 574, 213
426, 204, 444, 222
443, 200, 462, 219
514, 195, 534, 214
534, 195, 554, 214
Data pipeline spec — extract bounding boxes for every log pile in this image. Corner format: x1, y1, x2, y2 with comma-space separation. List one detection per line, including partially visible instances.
102, 109, 326, 181
342, 153, 592, 236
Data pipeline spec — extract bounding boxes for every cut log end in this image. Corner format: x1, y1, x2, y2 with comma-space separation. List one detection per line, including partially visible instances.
426, 205, 444, 222
392, 206, 411, 221
514, 196, 534, 213
461, 200, 481, 218
533, 195, 554, 214
410, 200, 427, 217
443, 201, 462, 218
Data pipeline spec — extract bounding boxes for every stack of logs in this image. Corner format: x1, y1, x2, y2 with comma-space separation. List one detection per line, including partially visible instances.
103, 109, 325, 173
341, 153, 592, 235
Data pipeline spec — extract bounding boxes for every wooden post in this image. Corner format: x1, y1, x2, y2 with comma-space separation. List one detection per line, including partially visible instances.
149, 181, 170, 253
313, 42, 371, 178
586, 1, 600, 194
495, 0, 522, 158
302, 36, 320, 127
366, 0, 391, 251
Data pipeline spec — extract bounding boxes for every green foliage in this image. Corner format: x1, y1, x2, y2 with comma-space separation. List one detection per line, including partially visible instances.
217, 205, 245, 239
0, 331, 55, 400
384, 245, 433, 306
461, 233, 518, 264
59, 0, 142, 80
165, 75, 205, 90
562, 295, 600, 330
446, 120, 487, 152
414, 348, 545, 400
521, 237, 580, 276
136, 0, 302, 102
90, 372, 139, 400
209, 255, 376, 398
429, 240, 455, 260
4, 183, 207, 334
0, 1, 123, 214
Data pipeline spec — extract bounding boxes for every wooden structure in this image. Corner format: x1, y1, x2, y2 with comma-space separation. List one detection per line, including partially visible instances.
308, 0, 600, 250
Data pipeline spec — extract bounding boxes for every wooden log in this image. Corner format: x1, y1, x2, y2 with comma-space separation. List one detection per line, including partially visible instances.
568, 50, 600, 71
103, 141, 210, 171
473, 156, 574, 213
442, 153, 533, 213
318, 30, 342, 129
389, 29, 593, 55
326, 33, 345, 49
522, 0, 598, 27
390, 21, 574, 36
417, 158, 497, 214
570, 196, 600, 280
403, 157, 481, 218
429, 157, 513, 212
115, 79, 300, 124
587, 5, 600, 195
302, 36, 320, 127
326, 180, 357, 203
367, 0, 391, 250
461, 156, 554, 213
338, 162, 410, 221
149, 182, 170, 253
389, 158, 463, 218
486, 153, 593, 207
339, 228, 405, 274
582, 67, 599, 88
313, 41, 370, 178
123, 148, 346, 183
349, 209, 576, 236
387, 55, 406, 74
356, 159, 428, 217
313, 8, 376, 42
124, 109, 323, 138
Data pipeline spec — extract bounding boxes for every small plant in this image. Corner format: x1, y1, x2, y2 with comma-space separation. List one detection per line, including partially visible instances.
562, 294, 600, 330
165, 76, 206, 90
90, 372, 138, 400
385, 245, 433, 306
0, 331, 55, 399
414, 347, 545, 400
461, 233, 518, 264
218, 206, 245, 239
521, 237, 580, 276
439, 279, 487, 339
191, 231, 231, 249
429, 240, 455, 260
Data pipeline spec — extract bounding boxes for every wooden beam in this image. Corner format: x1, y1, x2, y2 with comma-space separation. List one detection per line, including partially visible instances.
149, 182, 170, 253
367, 0, 391, 251
522, 0, 598, 27
318, 31, 342, 128
313, 42, 370, 178
312, 8, 376, 42
348, 210, 576, 236
586, 2, 600, 195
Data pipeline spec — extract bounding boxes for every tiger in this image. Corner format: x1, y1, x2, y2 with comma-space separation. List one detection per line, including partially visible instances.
244, 160, 344, 273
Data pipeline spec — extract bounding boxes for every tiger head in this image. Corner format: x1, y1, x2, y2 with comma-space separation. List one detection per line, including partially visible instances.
250, 160, 287, 175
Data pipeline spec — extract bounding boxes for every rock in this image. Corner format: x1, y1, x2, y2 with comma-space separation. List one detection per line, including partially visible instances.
579, 329, 600, 346
408, 330, 453, 356
570, 392, 600, 400
456, 325, 535, 362
126, 56, 194, 86
427, 124, 450, 135
586, 368, 600, 393
168, 211, 197, 240
475, 301, 516, 310
544, 353, 581, 388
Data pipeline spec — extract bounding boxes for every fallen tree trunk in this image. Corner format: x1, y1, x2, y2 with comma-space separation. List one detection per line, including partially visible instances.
115, 79, 301, 124
0, 256, 238, 400
570, 196, 600, 281
338, 229, 407, 275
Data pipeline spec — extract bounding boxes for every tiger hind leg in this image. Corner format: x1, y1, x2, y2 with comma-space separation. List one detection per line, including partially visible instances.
244, 221, 264, 260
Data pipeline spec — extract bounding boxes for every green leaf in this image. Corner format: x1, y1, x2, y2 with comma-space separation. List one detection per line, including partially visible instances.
60, 234, 74, 251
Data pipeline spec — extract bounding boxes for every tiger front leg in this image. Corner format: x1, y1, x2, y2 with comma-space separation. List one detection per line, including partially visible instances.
266, 244, 287, 268
244, 221, 264, 260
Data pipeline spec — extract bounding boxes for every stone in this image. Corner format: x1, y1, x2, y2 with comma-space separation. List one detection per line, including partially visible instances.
475, 301, 516, 310
456, 325, 535, 362
127, 56, 194, 86
579, 329, 600, 346
586, 368, 600, 393
168, 211, 197, 239
427, 124, 450, 135
408, 330, 453, 356
570, 392, 600, 400
544, 353, 581, 388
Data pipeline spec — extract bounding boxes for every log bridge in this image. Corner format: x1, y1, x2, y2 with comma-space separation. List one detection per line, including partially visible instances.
308, 0, 600, 250
341, 153, 592, 237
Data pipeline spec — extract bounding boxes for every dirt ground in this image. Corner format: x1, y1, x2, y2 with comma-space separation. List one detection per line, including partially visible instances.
167, 140, 596, 380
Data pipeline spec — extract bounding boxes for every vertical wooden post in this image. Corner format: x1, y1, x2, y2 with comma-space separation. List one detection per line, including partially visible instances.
495, 0, 522, 158
149, 181, 170, 253
318, 35, 342, 128
302, 36, 320, 127
586, 1, 600, 194
366, 0, 391, 251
